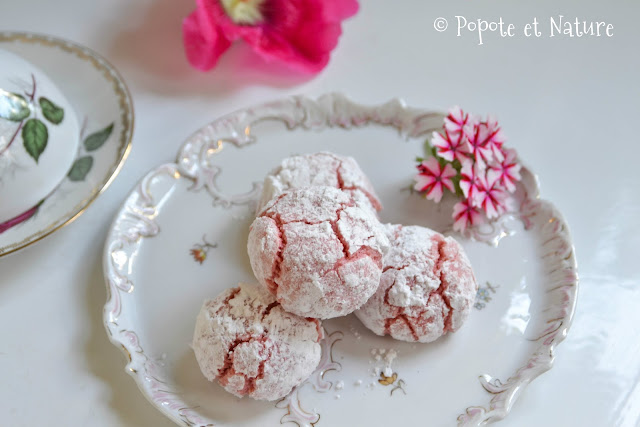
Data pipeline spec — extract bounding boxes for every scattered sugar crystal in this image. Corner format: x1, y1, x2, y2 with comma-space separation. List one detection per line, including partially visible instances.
349, 324, 362, 340
354, 380, 362, 386
335, 380, 344, 390
384, 349, 397, 364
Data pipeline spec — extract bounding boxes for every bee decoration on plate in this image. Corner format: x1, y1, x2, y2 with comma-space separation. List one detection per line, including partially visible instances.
378, 372, 406, 396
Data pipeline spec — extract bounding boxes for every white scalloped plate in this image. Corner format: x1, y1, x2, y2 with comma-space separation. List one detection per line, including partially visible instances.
103, 94, 578, 426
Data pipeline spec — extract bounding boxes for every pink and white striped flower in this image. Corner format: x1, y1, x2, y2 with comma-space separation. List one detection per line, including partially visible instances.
415, 107, 522, 234
444, 106, 474, 134
488, 147, 521, 193
452, 199, 484, 232
459, 159, 483, 204
475, 171, 508, 218
464, 122, 495, 169
414, 157, 456, 203
484, 115, 506, 163
431, 129, 470, 163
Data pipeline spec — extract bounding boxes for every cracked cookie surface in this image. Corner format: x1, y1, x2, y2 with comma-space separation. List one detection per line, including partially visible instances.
355, 224, 478, 343
192, 283, 323, 401
256, 152, 382, 214
248, 186, 389, 319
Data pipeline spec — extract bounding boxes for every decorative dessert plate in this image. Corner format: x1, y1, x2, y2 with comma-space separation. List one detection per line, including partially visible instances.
103, 94, 578, 426
0, 32, 133, 256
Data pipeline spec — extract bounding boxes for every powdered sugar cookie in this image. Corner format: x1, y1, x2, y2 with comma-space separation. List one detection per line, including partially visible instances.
355, 224, 477, 343
192, 283, 323, 401
257, 152, 382, 214
248, 186, 389, 319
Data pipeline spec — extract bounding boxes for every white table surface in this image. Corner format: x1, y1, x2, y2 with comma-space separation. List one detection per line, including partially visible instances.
1, 0, 639, 426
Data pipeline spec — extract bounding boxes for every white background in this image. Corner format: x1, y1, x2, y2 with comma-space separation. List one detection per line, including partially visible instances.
1, 0, 639, 426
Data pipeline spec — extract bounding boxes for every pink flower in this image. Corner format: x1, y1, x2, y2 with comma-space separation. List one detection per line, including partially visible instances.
488, 147, 521, 193
182, 0, 359, 73
463, 122, 495, 169
484, 115, 506, 163
444, 106, 474, 134
431, 129, 470, 163
459, 159, 482, 203
475, 171, 508, 218
413, 107, 522, 233
414, 157, 456, 203
452, 199, 484, 233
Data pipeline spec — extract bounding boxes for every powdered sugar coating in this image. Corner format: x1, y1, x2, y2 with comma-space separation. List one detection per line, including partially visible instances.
248, 186, 389, 319
355, 224, 478, 343
192, 283, 323, 401
257, 152, 382, 214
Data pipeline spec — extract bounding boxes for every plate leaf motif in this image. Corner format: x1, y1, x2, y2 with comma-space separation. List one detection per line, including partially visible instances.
38, 96, 64, 124
84, 122, 113, 151
22, 118, 48, 162
68, 155, 94, 181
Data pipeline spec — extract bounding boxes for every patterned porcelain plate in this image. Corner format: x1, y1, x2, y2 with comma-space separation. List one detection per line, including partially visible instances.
103, 94, 578, 426
0, 32, 133, 257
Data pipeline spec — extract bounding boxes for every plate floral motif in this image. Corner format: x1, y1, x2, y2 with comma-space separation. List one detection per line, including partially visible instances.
474, 282, 500, 310
103, 94, 578, 426
0, 32, 133, 256
189, 235, 218, 265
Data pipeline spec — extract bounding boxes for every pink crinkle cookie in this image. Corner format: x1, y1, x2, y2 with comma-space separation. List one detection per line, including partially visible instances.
192, 283, 323, 401
257, 152, 382, 214
248, 186, 389, 319
355, 224, 478, 343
